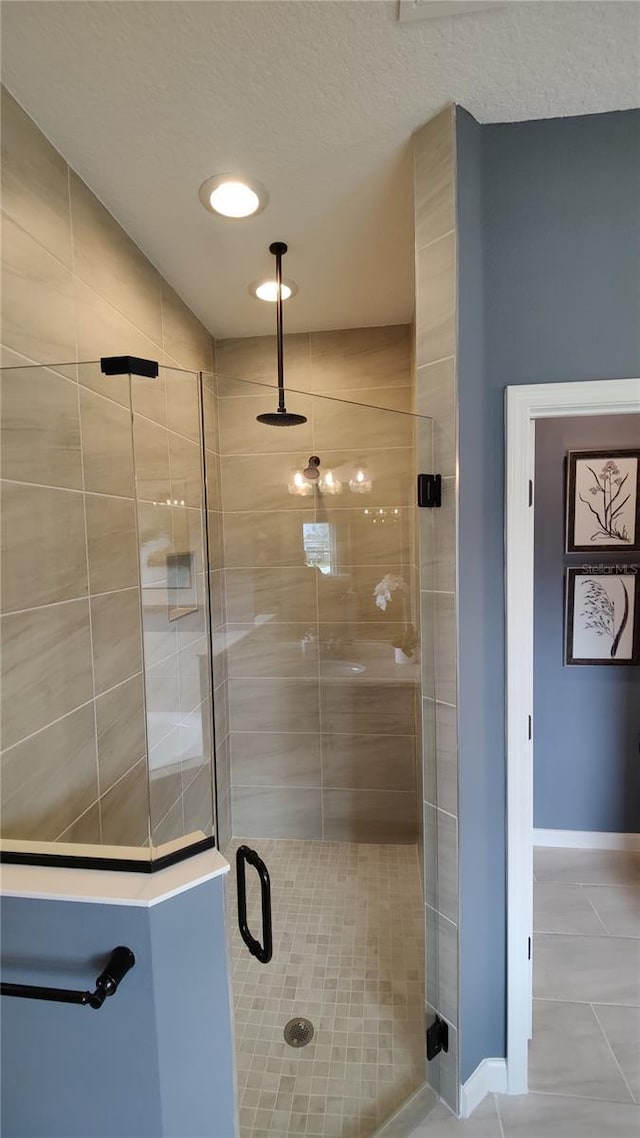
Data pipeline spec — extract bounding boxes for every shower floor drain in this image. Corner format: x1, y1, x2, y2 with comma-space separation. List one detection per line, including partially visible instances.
283, 1017, 314, 1048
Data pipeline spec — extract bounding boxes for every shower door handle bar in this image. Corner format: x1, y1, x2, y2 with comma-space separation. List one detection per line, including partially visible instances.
236, 845, 273, 964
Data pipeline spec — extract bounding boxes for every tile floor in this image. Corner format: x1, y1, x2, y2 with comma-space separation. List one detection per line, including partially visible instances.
225, 838, 426, 1138
408, 846, 640, 1137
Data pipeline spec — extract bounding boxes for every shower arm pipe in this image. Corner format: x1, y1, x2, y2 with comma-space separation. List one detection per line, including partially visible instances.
271, 241, 287, 412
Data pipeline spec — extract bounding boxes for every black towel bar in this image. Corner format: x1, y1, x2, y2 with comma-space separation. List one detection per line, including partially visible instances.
0, 946, 135, 1009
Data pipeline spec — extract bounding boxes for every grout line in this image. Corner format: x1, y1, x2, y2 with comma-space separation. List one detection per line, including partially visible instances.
222, 565, 414, 574
535, 876, 640, 888
150, 784, 185, 840
0, 669, 144, 759
416, 228, 456, 256
426, 803, 459, 823
0, 343, 63, 370
226, 673, 417, 683
489, 1092, 505, 1138
159, 274, 167, 364
2, 209, 165, 365
5, 372, 206, 450
100, 755, 147, 802
0, 355, 79, 390
0, 476, 135, 503
1, 592, 89, 619
224, 729, 416, 738
522, 1087, 639, 1106
531, 994, 640, 1006
581, 884, 612, 936
230, 783, 415, 794
54, 796, 101, 843
590, 1003, 638, 1105
534, 930, 640, 942
2, 583, 140, 619
493, 1092, 507, 1138
95, 670, 145, 701
219, 444, 415, 459
216, 383, 422, 420
425, 901, 457, 931
0, 697, 95, 757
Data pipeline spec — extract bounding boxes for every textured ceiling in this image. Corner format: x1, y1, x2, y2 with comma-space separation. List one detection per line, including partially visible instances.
2, 1, 639, 336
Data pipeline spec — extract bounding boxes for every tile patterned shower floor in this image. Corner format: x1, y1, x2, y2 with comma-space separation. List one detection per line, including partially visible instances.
225, 839, 425, 1138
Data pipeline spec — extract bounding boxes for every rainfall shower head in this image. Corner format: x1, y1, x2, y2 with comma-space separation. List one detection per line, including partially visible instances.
257, 241, 307, 427
257, 409, 308, 427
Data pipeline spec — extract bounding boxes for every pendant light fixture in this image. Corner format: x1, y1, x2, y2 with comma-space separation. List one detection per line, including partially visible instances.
256, 242, 307, 427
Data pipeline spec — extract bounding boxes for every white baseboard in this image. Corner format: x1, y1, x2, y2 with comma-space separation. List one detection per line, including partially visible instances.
459, 1058, 507, 1119
534, 829, 640, 852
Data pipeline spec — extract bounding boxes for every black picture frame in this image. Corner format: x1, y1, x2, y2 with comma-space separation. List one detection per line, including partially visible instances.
566, 449, 640, 553
565, 567, 640, 666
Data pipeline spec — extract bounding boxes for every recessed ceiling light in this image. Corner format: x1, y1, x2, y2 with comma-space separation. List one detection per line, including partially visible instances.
249, 278, 298, 303
199, 174, 268, 218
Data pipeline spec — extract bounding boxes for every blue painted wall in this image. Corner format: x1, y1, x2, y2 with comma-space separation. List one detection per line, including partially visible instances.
534, 414, 640, 834
1, 877, 236, 1138
456, 105, 640, 1082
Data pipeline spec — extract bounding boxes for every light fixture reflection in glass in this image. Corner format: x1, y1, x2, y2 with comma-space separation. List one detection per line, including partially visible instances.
288, 470, 314, 497
319, 469, 342, 495
362, 507, 400, 524
349, 467, 372, 494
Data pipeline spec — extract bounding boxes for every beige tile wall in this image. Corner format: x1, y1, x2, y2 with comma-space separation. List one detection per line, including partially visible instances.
0, 87, 216, 849
413, 105, 460, 1112
212, 326, 423, 844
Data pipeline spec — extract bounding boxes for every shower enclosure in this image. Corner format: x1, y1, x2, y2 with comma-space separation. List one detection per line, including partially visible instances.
0, 356, 440, 1136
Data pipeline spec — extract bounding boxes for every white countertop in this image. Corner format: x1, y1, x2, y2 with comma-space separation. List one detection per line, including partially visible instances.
0, 848, 229, 908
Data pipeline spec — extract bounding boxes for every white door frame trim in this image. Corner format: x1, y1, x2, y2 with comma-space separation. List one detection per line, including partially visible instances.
505, 377, 640, 1094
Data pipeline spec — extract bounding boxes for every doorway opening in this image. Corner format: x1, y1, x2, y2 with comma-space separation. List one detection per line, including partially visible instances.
505, 377, 640, 1094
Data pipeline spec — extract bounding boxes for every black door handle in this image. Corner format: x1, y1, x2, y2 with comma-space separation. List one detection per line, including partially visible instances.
236, 845, 272, 964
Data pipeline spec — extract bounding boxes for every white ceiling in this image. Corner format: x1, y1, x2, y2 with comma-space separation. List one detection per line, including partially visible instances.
2, 1, 639, 337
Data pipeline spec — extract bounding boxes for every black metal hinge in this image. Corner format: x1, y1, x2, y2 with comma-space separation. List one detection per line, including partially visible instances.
426, 1014, 449, 1061
417, 473, 442, 508
529, 480, 533, 507
100, 355, 159, 378
528, 937, 532, 961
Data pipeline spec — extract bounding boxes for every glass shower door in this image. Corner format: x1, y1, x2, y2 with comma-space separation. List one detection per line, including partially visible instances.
204, 372, 438, 1138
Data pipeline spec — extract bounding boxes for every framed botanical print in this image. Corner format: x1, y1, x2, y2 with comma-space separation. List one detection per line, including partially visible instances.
565, 568, 640, 666
566, 450, 640, 553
